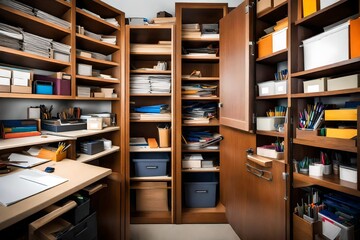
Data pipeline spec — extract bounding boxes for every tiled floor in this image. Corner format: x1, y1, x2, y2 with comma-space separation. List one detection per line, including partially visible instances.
131, 224, 240, 240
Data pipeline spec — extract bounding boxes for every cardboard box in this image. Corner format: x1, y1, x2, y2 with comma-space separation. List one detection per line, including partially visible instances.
0, 77, 10, 86
257, 33, 272, 58
350, 17, 360, 59
256, 116, 285, 131
325, 109, 357, 121
303, 22, 349, 70
158, 127, 170, 148
339, 165, 357, 183
87, 117, 103, 130
0, 67, 11, 78
258, 80, 275, 96
303, 0, 319, 18
37, 148, 67, 162
272, 27, 287, 53
326, 128, 357, 139
257, 0, 272, 14
135, 182, 168, 211
320, 0, 340, 9
11, 84, 32, 94
303, 78, 327, 93
274, 80, 287, 94
327, 74, 360, 91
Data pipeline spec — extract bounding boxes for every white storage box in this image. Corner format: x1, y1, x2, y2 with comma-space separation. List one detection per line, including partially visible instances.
182, 160, 202, 168
339, 165, 357, 183
309, 164, 323, 177
274, 80, 287, 94
320, 0, 340, 9
318, 212, 355, 240
303, 78, 327, 93
303, 22, 349, 70
77, 63, 92, 76
327, 74, 360, 91
87, 117, 103, 130
272, 27, 288, 53
257, 146, 284, 159
258, 81, 275, 96
256, 116, 285, 131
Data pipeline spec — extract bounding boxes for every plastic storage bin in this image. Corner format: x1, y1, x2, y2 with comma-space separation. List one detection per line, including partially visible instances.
258, 80, 275, 96
257, 34, 272, 58
58, 212, 97, 240
132, 152, 169, 177
256, 116, 285, 131
183, 173, 218, 208
327, 74, 360, 91
303, 78, 327, 93
274, 80, 287, 94
303, 22, 349, 70
272, 27, 287, 53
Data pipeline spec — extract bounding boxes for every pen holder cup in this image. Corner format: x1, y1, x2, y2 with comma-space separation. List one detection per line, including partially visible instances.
37, 148, 67, 162
158, 127, 170, 148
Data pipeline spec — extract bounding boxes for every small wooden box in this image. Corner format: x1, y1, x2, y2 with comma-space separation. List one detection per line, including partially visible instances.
350, 17, 360, 59
38, 148, 67, 162
257, 33, 273, 58
293, 213, 321, 240
136, 182, 168, 211
296, 129, 320, 139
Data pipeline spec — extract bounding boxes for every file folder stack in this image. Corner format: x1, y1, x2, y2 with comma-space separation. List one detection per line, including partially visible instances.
22, 32, 52, 58
101, 35, 116, 45
133, 104, 169, 114
0, 0, 34, 16
149, 75, 171, 93
130, 75, 151, 94
34, 9, 71, 29
182, 83, 218, 98
182, 130, 223, 150
182, 102, 217, 124
0, 22, 23, 50
51, 41, 71, 62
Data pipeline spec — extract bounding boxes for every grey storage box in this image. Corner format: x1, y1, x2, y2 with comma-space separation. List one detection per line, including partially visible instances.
58, 212, 97, 240
132, 152, 169, 177
80, 140, 104, 155
184, 173, 218, 208
327, 74, 360, 91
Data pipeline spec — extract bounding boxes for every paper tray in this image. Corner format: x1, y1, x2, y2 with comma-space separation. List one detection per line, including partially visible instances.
42, 122, 87, 132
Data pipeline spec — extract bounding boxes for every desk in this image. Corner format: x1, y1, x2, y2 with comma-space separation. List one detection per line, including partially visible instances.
0, 159, 111, 230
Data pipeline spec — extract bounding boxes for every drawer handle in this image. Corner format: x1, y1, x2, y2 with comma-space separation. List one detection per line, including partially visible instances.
146, 166, 158, 169
246, 163, 272, 181
195, 190, 208, 193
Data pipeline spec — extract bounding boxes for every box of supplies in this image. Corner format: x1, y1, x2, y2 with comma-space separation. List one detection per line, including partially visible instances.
303, 78, 326, 93
272, 27, 288, 53
339, 165, 357, 183
303, 22, 349, 70
132, 152, 169, 177
303, 0, 319, 17
258, 80, 275, 96
318, 211, 355, 240
327, 74, 360, 91
274, 80, 287, 94
256, 116, 285, 131
257, 34, 273, 58
77, 63, 92, 76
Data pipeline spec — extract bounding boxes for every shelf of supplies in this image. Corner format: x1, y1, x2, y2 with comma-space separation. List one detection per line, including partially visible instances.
130, 119, 171, 123
182, 55, 219, 61
295, 0, 358, 29
77, 146, 120, 163
0, 47, 71, 72
130, 211, 172, 224
76, 34, 120, 55
0, 135, 72, 151
130, 176, 172, 182
182, 118, 219, 127
0, 4, 71, 40
182, 77, 220, 81
182, 37, 219, 42
257, 1, 288, 22
0, 93, 73, 100
293, 173, 360, 197
76, 56, 119, 69
256, 49, 288, 64
130, 146, 172, 152
256, 130, 285, 137
256, 94, 288, 100
76, 8, 120, 34
182, 149, 220, 153
43, 126, 120, 139
291, 57, 360, 79
182, 97, 219, 101
291, 88, 360, 98
130, 93, 171, 97
75, 97, 120, 101
130, 69, 171, 74
293, 137, 357, 153
182, 202, 227, 224
76, 75, 120, 84
182, 168, 220, 172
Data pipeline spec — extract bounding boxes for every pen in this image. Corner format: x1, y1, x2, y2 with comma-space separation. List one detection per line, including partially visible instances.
62, 144, 71, 152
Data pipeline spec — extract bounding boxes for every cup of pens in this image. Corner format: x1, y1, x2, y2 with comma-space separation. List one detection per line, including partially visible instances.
157, 124, 170, 148
37, 142, 70, 162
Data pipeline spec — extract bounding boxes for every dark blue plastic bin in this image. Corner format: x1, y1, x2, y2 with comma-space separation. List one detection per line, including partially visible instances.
132, 152, 169, 177
184, 173, 218, 208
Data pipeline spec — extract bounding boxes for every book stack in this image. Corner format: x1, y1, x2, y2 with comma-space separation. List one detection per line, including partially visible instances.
22, 31, 52, 58
34, 9, 71, 29
182, 102, 217, 124
182, 23, 201, 38
51, 41, 71, 62
0, 22, 23, 50
182, 83, 218, 98
182, 153, 203, 168
1, 119, 40, 139
151, 17, 176, 24
101, 35, 116, 45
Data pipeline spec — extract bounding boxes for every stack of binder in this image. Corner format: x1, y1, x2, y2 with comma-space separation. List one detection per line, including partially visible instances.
182, 102, 217, 124
0, 22, 23, 50
22, 32, 52, 58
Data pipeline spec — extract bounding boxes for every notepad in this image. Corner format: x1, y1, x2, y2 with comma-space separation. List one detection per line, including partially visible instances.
8, 153, 50, 168
0, 169, 68, 206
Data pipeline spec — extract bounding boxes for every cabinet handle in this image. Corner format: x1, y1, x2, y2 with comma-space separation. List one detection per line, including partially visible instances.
282, 172, 289, 201
246, 163, 272, 181
195, 190, 208, 193
146, 166, 158, 169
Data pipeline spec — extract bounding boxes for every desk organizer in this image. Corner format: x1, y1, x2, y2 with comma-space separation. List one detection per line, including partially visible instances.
37, 148, 67, 162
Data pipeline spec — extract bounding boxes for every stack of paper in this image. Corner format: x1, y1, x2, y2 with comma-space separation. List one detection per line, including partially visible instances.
84, 29, 102, 40
77, 86, 91, 97
149, 75, 171, 93
130, 75, 151, 94
182, 153, 203, 168
104, 18, 120, 27
34, 9, 71, 29
82, 8, 102, 19
182, 23, 201, 38
130, 137, 148, 146
22, 32, 52, 58
0, 22, 23, 50
130, 112, 171, 121
182, 102, 217, 124
182, 131, 223, 150
0, 0, 34, 16
130, 43, 171, 54
51, 41, 71, 62
91, 51, 112, 61
101, 35, 116, 45
182, 83, 218, 98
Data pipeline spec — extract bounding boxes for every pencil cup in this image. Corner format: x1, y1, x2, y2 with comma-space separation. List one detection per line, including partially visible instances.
158, 127, 170, 148
37, 148, 67, 162
323, 164, 332, 175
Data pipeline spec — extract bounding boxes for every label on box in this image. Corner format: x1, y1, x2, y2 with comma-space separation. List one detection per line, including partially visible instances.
12, 77, 28, 86
261, 87, 270, 94
0, 68, 11, 78
0, 77, 10, 85
307, 85, 320, 93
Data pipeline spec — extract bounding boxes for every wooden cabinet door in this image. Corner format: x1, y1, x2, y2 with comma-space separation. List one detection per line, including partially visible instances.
219, 0, 254, 132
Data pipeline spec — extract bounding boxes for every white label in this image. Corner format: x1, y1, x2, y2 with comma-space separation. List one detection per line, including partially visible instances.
90, 123, 99, 129
277, 86, 284, 92
261, 87, 269, 94
308, 85, 319, 93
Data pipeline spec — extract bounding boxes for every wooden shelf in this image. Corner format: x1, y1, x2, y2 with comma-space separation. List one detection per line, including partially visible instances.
182, 55, 219, 61
76, 75, 120, 84
130, 52, 172, 56
182, 37, 219, 42
182, 77, 219, 81
42, 126, 120, 139
76, 146, 120, 163
75, 97, 120, 101
130, 119, 171, 123
0, 47, 70, 72
246, 154, 273, 168
130, 176, 172, 182
131, 70, 171, 74
293, 173, 360, 197
257, 1, 288, 23
256, 49, 288, 64
130, 146, 172, 152
291, 57, 360, 79
130, 93, 171, 97
291, 88, 360, 98
0, 93, 73, 100
256, 94, 288, 100
76, 34, 120, 55
76, 8, 120, 34
182, 118, 220, 127
182, 97, 219, 100
255, 130, 285, 137
293, 137, 357, 153
182, 202, 227, 224
0, 4, 71, 41
295, 0, 358, 29
182, 168, 220, 172
182, 149, 220, 153
20, 0, 71, 14
76, 56, 119, 70
130, 211, 172, 224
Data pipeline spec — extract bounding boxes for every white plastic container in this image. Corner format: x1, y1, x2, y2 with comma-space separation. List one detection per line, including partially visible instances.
256, 116, 285, 131
339, 165, 357, 183
327, 74, 360, 91
258, 81, 275, 96
256, 147, 284, 159
272, 27, 288, 53
274, 80, 287, 94
303, 22, 349, 70
320, 0, 340, 9
77, 63, 92, 76
303, 78, 327, 93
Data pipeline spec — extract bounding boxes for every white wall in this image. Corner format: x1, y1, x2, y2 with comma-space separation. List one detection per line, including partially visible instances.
102, 0, 244, 20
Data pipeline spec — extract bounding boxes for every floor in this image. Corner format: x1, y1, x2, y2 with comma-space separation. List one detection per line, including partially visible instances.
130, 224, 241, 240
